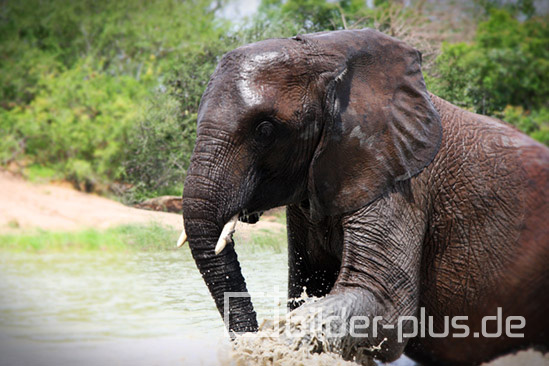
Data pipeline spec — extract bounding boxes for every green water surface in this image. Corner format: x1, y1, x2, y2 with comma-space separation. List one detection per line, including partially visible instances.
0, 248, 288, 365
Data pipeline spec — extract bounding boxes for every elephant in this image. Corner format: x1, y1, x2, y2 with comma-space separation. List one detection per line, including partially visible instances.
179, 29, 549, 365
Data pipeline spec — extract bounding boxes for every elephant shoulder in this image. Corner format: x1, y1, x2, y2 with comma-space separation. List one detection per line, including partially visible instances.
429, 93, 546, 156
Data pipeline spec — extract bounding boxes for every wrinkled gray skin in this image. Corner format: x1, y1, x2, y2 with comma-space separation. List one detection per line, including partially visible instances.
182, 29, 549, 365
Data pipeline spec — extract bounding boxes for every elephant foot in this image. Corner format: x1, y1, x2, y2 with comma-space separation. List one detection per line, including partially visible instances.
231, 291, 385, 365
280, 291, 383, 365
230, 307, 375, 366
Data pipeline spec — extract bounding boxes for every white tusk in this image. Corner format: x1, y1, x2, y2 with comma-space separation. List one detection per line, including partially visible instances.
214, 214, 239, 255
176, 229, 187, 248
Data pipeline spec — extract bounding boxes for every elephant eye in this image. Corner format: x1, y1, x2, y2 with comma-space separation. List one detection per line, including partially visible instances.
256, 121, 274, 142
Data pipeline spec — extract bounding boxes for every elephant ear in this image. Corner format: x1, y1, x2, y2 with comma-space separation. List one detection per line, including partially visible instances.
305, 29, 442, 219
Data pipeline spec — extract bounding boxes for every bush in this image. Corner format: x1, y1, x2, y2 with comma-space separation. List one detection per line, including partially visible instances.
122, 38, 241, 202
427, 9, 548, 144
0, 0, 230, 196
2, 0, 547, 202
3, 62, 148, 190
122, 92, 191, 202
502, 106, 549, 145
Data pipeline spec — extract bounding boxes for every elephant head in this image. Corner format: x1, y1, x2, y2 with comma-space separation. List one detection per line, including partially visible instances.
181, 29, 441, 335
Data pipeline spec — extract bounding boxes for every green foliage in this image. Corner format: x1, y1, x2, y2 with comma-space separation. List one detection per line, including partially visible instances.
429, 10, 548, 115
0, 0, 230, 196
0, 0, 226, 103
271, 0, 342, 32
474, 0, 536, 19
122, 37, 241, 202
502, 106, 549, 145
122, 91, 191, 201
1, 0, 547, 202
428, 9, 548, 144
252, 0, 377, 36
3, 62, 147, 189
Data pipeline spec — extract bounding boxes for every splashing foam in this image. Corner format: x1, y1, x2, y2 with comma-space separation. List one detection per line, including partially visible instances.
219, 292, 377, 366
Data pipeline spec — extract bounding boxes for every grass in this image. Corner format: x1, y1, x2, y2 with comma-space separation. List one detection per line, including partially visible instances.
271, 209, 287, 225
0, 223, 288, 253
0, 223, 179, 252
24, 164, 59, 183
246, 228, 287, 254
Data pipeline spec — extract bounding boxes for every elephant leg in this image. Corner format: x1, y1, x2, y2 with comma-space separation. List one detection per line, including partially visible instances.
285, 189, 427, 362
287, 203, 341, 310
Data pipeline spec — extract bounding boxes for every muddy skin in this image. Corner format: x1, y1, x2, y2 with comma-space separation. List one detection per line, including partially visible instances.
181, 29, 549, 365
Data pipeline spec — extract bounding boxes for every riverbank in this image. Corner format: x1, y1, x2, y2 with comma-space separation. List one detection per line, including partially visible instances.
0, 170, 286, 251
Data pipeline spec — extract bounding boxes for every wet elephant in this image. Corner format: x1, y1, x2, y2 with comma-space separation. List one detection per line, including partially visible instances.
179, 29, 549, 365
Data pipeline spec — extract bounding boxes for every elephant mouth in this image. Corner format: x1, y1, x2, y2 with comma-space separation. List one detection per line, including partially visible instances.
238, 209, 264, 224
213, 209, 264, 254
177, 209, 265, 251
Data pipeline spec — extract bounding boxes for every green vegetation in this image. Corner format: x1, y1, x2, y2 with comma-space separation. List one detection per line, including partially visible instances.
247, 229, 287, 254
0, 0, 233, 198
427, 9, 549, 144
0, 223, 287, 253
1, 0, 547, 202
0, 223, 179, 251
271, 209, 287, 226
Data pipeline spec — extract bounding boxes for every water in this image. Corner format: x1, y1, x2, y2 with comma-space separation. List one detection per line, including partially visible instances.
2, 250, 537, 366
0, 249, 288, 366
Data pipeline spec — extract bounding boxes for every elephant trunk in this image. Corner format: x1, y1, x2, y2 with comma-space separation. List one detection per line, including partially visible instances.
182, 162, 258, 335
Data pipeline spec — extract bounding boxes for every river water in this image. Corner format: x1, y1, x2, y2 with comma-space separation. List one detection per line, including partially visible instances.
0, 249, 288, 366
2, 249, 543, 366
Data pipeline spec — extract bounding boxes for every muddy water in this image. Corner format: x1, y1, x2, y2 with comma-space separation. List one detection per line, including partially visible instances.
1, 250, 546, 366
0, 249, 288, 366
